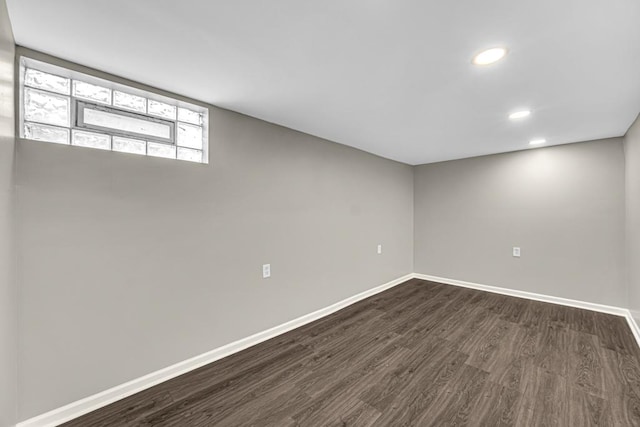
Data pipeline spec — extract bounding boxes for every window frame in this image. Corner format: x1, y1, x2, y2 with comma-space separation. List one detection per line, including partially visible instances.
18, 56, 209, 164
75, 100, 177, 145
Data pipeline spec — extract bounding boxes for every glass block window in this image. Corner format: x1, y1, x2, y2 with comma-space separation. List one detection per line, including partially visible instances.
20, 57, 208, 163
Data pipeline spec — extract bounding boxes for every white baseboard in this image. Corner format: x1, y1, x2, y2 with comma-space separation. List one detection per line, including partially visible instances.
625, 313, 640, 348
16, 273, 414, 427
17, 272, 640, 427
414, 273, 640, 349
413, 273, 629, 316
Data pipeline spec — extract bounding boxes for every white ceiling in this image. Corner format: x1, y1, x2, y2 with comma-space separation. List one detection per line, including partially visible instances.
7, 0, 640, 165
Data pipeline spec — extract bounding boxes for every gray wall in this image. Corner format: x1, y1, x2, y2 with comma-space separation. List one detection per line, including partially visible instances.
0, 0, 16, 426
414, 139, 626, 307
16, 49, 414, 420
626, 114, 640, 322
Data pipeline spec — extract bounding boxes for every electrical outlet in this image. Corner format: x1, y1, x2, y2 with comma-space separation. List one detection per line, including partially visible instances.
377, 244, 382, 254
262, 264, 271, 278
512, 247, 521, 257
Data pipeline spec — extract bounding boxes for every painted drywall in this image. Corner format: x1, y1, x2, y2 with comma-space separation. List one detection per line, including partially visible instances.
414, 139, 626, 307
0, 1, 16, 426
0, 0, 18, 427
15, 49, 414, 420
626, 114, 640, 323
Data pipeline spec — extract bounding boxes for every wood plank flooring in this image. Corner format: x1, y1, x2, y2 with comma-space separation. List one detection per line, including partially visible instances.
62, 279, 640, 426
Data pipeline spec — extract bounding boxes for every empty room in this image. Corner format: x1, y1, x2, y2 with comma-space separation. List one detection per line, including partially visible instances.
1, 0, 640, 426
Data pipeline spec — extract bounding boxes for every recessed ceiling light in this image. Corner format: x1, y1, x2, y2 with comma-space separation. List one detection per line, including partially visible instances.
529, 139, 546, 145
472, 47, 507, 65
509, 110, 531, 120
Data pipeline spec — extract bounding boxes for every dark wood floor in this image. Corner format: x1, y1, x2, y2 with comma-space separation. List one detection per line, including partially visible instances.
63, 279, 640, 426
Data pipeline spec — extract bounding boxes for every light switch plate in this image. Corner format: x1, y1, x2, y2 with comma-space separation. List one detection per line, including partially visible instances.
262, 264, 271, 278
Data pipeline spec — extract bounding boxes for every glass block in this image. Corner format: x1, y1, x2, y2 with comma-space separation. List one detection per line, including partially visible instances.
147, 142, 176, 159
24, 122, 70, 145
113, 91, 146, 113
24, 68, 70, 95
177, 123, 203, 149
177, 147, 203, 163
82, 107, 172, 140
72, 130, 111, 150
24, 87, 70, 127
73, 80, 111, 104
112, 136, 146, 155
178, 107, 202, 125
148, 100, 176, 120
